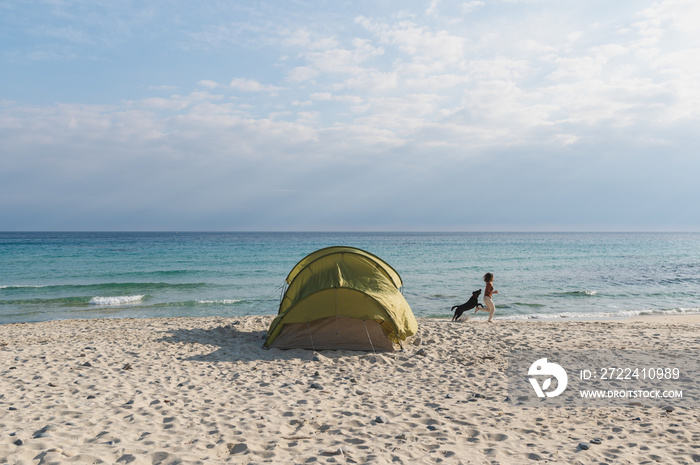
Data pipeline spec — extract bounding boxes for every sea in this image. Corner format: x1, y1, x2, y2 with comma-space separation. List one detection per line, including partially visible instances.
1, 232, 699, 325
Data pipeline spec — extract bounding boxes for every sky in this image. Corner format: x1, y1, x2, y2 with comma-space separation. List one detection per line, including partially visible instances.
1, 0, 699, 231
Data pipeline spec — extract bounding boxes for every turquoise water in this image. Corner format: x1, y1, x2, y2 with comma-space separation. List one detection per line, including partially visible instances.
1, 232, 699, 325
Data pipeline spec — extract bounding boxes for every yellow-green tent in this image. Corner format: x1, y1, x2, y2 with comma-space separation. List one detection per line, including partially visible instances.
264, 246, 418, 351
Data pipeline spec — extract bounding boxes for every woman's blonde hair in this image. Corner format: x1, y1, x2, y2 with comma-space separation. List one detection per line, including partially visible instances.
483, 272, 494, 283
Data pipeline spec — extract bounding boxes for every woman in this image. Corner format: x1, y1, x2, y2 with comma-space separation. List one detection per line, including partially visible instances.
482, 272, 498, 323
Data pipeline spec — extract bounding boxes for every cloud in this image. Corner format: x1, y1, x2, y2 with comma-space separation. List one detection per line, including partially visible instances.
281, 27, 340, 51
284, 30, 385, 86
229, 78, 285, 94
2, 1, 700, 230
356, 16, 466, 68
197, 80, 219, 89
462, 1, 486, 14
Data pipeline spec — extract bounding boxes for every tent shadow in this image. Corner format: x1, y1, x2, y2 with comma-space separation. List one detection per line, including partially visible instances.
157, 323, 388, 362
157, 323, 323, 362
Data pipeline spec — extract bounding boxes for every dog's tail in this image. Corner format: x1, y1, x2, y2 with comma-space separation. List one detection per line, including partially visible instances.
451, 305, 458, 313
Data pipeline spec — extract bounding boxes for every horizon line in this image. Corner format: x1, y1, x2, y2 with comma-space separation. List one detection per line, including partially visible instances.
2, 230, 699, 234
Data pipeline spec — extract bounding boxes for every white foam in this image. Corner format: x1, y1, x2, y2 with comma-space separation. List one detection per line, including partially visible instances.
498, 307, 700, 321
197, 299, 242, 305
0, 285, 45, 289
89, 295, 144, 306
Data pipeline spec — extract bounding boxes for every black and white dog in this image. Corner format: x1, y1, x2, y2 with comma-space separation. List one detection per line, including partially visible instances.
451, 289, 484, 321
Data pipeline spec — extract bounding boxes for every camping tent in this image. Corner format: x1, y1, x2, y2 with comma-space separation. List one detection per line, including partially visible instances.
264, 246, 418, 351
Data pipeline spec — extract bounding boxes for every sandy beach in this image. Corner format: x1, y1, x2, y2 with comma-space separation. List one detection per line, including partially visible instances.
1, 315, 698, 464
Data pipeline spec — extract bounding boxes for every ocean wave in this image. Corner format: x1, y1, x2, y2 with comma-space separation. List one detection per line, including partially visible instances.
197, 299, 243, 305
0, 285, 47, 290
1, 296, 93, 306
498, 307, 700, 321
2, 282, 208, 292
89, 295, 145, 306
548, 290, 598, 297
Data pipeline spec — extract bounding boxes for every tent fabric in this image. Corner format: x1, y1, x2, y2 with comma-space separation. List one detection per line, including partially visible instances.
284, 246, 403, 289
267, 316, 395, 351
265, 246, 417, 351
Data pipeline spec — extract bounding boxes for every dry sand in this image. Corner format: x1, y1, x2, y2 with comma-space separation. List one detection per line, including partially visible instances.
1, 315, 698, 464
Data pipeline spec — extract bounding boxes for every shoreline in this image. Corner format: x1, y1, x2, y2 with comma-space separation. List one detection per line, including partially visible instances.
502, 313, 700, 324
1, 316, 698, 464
3, 311, 700, 328
622, 313, 700, 324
